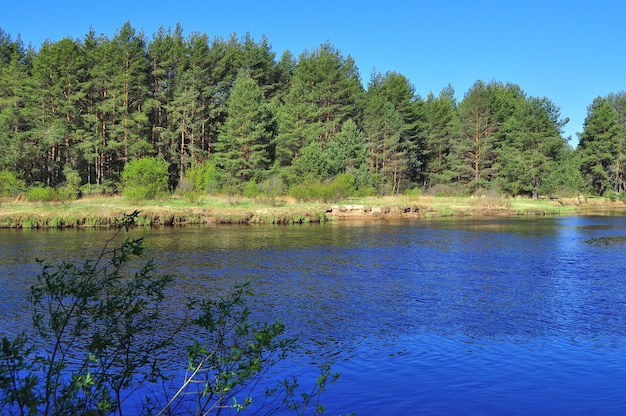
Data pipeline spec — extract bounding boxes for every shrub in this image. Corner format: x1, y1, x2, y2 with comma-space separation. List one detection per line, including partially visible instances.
56, 186, 79, 202
62, 165, 82, 189
604, 189, 618, 201
185, 161, 223, 194
242, 179, 260, 198
425, 184, 465, 197
79, 181, 117, 197
0, 170, 25, 196
121, 157, 169, 201
259, 174, 286, 197
290, 174, 357, 203
323, 173, 356, 201
27, 185, 57, 202
404, 187, 422, 200
289, 177, 325, 202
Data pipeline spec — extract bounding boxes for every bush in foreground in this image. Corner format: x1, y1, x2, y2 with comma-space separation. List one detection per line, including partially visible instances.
0, 211, 338, 415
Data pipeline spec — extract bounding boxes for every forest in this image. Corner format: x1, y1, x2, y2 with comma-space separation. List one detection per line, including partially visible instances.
0, 22, 625, 201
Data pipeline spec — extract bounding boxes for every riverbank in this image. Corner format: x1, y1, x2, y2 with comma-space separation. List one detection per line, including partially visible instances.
0, 194, 623, 228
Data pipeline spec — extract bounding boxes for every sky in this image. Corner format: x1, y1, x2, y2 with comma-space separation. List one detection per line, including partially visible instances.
2, 0, 625, 145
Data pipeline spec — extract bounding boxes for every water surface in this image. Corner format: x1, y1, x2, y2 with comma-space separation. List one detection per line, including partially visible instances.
1, 215, 625, 415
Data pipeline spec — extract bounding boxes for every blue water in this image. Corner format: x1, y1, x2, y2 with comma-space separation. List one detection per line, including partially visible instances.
1, 215, 626, 415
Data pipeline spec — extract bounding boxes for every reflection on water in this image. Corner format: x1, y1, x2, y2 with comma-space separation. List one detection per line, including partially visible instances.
1, 216, 626, 415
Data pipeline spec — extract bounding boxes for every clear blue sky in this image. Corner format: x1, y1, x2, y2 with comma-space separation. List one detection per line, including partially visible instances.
2, 0, 625, 145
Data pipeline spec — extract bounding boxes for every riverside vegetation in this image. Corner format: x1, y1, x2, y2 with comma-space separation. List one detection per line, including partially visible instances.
0, 160, 623, 229
0, 211, 342, 415
1, 188, 621, 229
0, 152, 623, 228
1, 24, 626, 211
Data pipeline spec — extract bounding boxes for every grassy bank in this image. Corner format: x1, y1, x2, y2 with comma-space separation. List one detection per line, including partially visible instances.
0, 194, 623, 229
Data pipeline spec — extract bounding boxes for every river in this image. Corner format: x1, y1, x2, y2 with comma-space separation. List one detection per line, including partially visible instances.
1, 215, 626, 415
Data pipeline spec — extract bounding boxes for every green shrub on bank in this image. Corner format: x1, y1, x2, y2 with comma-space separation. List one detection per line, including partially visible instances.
0, 170, 25, 197
243, 179, 261, 198
185, 161, 223, 194
121, 157, 169, 201
26, 185, 57, 202
289, 173, 357, 202
56, 186, 79, 202
79, 180, 117, 197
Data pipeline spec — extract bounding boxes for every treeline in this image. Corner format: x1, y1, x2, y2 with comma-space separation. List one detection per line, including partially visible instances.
0, 22, 624, 200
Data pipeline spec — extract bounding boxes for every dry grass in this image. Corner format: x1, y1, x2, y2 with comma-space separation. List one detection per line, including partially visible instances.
0, 194, 623, 228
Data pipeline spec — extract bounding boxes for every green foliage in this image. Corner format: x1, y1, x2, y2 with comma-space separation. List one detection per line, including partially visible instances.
79, 181, 117, 197
290, 173, 356, 202
0, 23, 616, 198
275, 43, 363, 170
26, 185, 57, 202
364, 73, 410, 194
56, 186, 79, 202
578, 96, 624, 195
0, 211, 340, 415
327, 173, 357, 200
404, 187, 422, 200
62, 165, 81, 189
242, 179, 261, 198
184, 160, 223, 194
0, 170, 25, 196
215, 71, 273, 183
121, 157, 169, 201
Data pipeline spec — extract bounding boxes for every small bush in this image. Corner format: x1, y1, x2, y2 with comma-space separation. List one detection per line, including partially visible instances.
425, 184, 465, 197
27, 185, 57, 202
604, 189, 618, 201
79, 181, 117, 197
289, 178, 325, 202
121, 157, 169, 201
289, 174, 356, 203
0, 170, 25, 196
324, 173, 356, 201
242, 180, 260, 198
185, 161, 223, 194
62, 166, 82, 189
404, 187, 422, 200
258, 175, 286, 197
56, 186, 79, 202
175, 177, 201, 203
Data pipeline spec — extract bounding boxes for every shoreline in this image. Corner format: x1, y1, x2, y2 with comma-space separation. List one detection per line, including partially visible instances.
0, 195, 624, 229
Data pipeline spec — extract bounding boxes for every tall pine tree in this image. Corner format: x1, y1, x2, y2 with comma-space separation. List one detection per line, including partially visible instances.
215, 72, 272, 185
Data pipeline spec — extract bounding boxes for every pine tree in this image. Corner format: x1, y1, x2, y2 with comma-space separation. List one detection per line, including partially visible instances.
76, 28, 108, 186
276, 43, 363, 173
29, 37, 85, 185
363, 87, 406, 193
215, 72, 272, 185
0, 31, 32, 176
421, 86, 459, 187
147, 24, 186, 158
498, 96, 567, 197
579, 97, 621, 195
111, 22, 151, 161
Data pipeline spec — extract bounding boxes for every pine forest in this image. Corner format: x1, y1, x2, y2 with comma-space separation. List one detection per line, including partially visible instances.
1, 22, 625, 201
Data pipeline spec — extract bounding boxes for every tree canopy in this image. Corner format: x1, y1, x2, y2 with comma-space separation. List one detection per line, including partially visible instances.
0, 23, 621, 199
